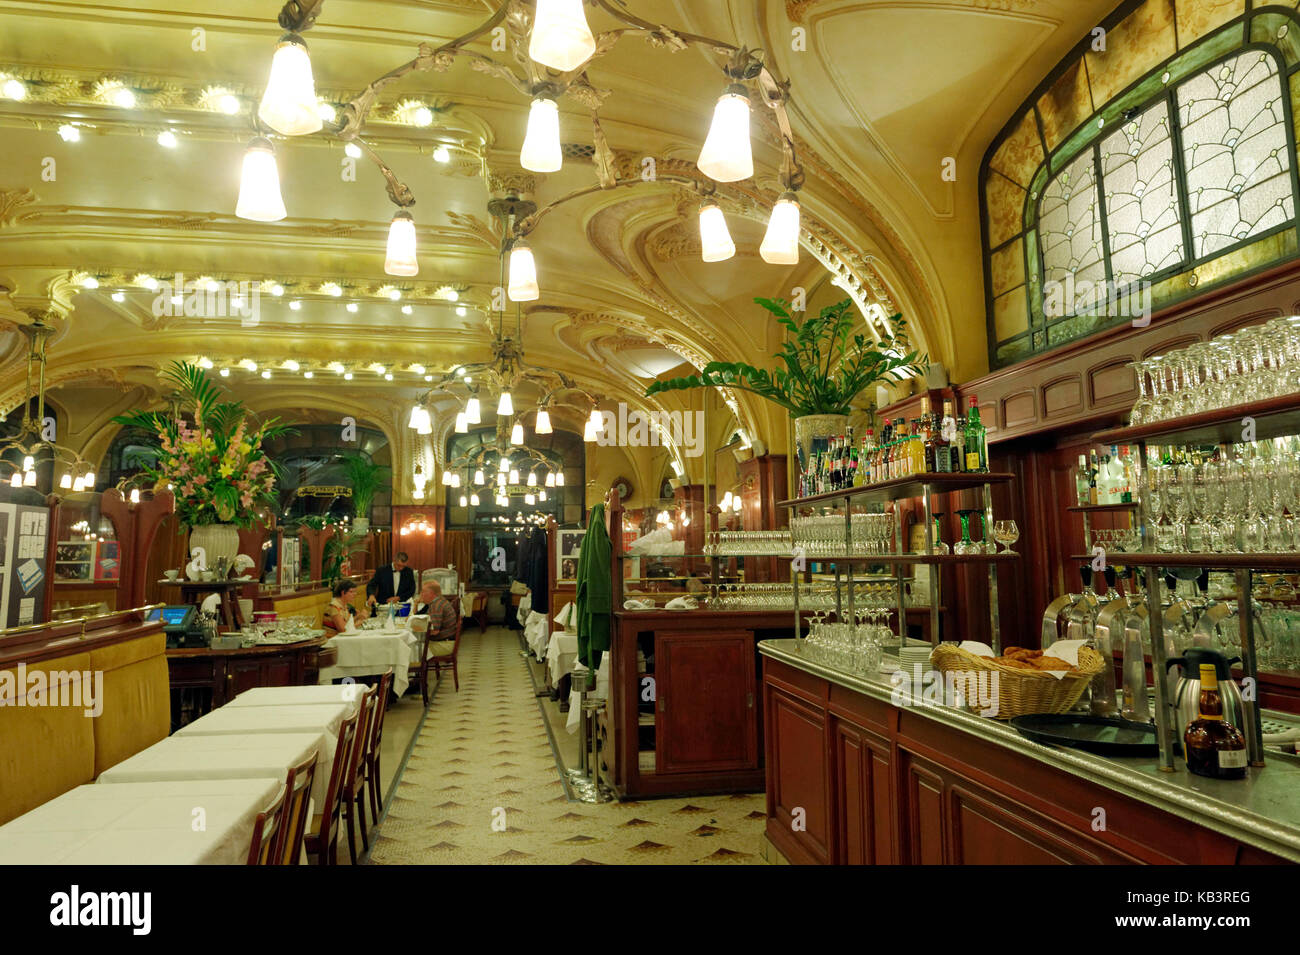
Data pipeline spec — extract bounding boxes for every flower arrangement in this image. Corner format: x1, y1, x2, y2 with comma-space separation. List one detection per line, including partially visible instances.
112, 361, 296, 529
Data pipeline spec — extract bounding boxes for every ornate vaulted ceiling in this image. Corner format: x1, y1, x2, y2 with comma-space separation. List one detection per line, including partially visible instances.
0, 0, 1120, 505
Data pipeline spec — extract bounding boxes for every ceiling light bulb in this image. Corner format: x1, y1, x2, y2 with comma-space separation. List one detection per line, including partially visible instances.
433, 145, 451, 163
220, 368, 231, 377
325, 283, 343, 297
555, 471, 565, 486
412, 364, 426, 375
137, 274, 158, 290
408, 404, 426, 430
258, 33, 323, 136
465, 397, 481, 424
346, 303, 359, 313
508, 239, 540, 301
527, 471, 537, 486
583, 418, 599, 442
733, 496, 742, 512
499, 457, 510, 472
269, 283, 284, 296
459, 495, 468, 507
760, 192, 801, 265
529, 0, 597, 71
412, 106, 434, 127
441, 469, 452, 486
304, 371, 313, 378
2, 78, 27, 101
156, 130, 179, 149
261, 370, 271, 379
525, 493, 535, 505
344, 142, 362, 159
474, 469, 485, 485
83, 471, 95, 486
511, 423, 524, 445
455, 411, 468, 434
236, 136, 287, 222
110, 85, 136, 109
218, 93, 241, 115
545, 472, 555, 487
58, 124, 80, 142
497, 391, 514, 417
9, 472, 20, 489
384, 373, 393, 381
387, 288, 402, 301
24, 470, 37, 487
721, 491, 732, 509
698, 201, 736, 262
111, 291, 126, 303
509, 469, 519, 484
59, 473, 72, 489
80, 276, 99, 289
385, 210, 419, 276
401, 305, 413, 315
289, 300, 303, 311
317, 101, 336, 123
698, 86, 753, 182
520, 97, 562, 173
344, 372, 353, 380
535, 409, 552, 434
470, 493, 480, 506
539, 490, 547, 501
197, 357, 214, 369
456, 305, 468, 317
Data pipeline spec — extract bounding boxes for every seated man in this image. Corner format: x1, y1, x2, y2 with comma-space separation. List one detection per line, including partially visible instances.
414, 580, 458, 656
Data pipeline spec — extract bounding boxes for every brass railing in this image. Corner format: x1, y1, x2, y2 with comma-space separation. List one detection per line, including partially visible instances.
0, 603, 165, 640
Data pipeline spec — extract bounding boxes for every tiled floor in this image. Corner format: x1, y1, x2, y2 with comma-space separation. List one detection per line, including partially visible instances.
366, 626, 766, 864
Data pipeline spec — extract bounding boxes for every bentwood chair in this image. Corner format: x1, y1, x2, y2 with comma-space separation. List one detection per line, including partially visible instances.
428, 614, 463, 691
365, 669, 395, 826
304, 709, 360, 865
245, 783, 288, 866
275, 751, 318, 865
408, 615, 431, 706
342, 683, 378, 864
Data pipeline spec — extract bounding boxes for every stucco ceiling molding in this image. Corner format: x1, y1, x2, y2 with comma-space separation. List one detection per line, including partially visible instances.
0, 188, 40, 229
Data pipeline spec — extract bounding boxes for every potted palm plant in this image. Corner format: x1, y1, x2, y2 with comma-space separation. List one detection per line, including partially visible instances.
339, 454, 391, 535
646, 297, 924, 464
112, 361, 294, 568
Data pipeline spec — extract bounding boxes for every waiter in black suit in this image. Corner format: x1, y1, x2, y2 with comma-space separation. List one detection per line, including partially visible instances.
366, 551, 416, 606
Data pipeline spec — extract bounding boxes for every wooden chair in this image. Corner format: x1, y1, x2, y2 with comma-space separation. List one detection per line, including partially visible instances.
342, 683, 377, 864
245, 783, 288, 865
273, 751, 318, 865
408, 615, 431, 705
428, 614, 463, 691
304, 709, 360, 865
366, 669, 395, 826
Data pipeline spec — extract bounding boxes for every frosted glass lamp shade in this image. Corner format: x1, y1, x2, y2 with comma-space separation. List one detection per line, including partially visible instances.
521, 97, 562, 173
529, 0, 596, 72
384, 211, 419, 277
698, 202, 735, 262
697, 87, 753, 183
535, 409, 552, 434
258, 34, 323, 136
508, 240, 540, 301
760, 192, 801, 265
236, 137, 287, 222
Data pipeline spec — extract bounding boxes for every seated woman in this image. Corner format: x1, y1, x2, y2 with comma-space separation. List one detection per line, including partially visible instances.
323, 579, 368, 635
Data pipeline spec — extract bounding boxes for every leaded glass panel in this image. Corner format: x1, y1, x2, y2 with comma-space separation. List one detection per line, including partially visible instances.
1038, 149, 1107, 313
1101, 100, 1184, 285
1178, 51, 1294, 258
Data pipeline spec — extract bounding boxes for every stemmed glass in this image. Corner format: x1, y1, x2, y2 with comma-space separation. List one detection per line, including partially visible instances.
953, 510, 977, 555
1130, 359, 1153, 425
931, 512, 949, 555
993, 520, 1019, 554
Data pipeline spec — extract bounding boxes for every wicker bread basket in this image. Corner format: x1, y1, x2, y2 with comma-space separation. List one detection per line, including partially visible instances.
929, 644, 1105, 720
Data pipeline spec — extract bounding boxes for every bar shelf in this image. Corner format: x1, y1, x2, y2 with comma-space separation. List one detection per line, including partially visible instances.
1070, 552, 1300, 571
1093, 393, 1300, 448
1066, 502, 1138, 513
778, 472, 1014, 508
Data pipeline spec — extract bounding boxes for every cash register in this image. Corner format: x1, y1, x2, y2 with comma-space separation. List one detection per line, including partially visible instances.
147, 605, 204, 648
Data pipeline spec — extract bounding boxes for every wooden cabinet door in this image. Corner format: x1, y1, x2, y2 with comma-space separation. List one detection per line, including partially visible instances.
655, 631, 758, 775
261, 654, 295, 688
831, 717, 894, 865
766, 685, 831, 864
227, 658, 263, 702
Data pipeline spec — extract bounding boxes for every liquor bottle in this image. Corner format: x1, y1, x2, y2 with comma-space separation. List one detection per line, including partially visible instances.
850, 446, 862, 487
1117, 445, 1133, 503
963, 396, 987, 473
935, 400, 954, 473
952, 406, 967, 473
920, 398, 937, 472
1183, 664, 1248, 780
1075, 454, 1090, 506
1088, 449, 1100, 506
1098, 449, 1115, 504
861, 429, 875, 485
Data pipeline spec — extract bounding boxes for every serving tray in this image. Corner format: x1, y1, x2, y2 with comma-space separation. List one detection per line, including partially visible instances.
1009, 714, 1159, 756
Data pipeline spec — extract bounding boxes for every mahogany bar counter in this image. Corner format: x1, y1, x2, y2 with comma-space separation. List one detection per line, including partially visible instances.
760, 639, 1300, 865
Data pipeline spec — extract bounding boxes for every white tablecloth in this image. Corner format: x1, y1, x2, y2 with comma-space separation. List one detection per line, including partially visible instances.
227, 684, 366, 714
97, 732, 333, 806
525, 609, 549, 660
175, 703, 349, 742
547, 630, 579, 685
0, 778, 282, 865
321, 629, 416, 697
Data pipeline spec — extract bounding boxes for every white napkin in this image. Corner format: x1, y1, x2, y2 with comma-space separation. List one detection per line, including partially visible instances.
663, 596, 698, 610
554, 602, 576, 628
623, 598, 654, 610
200, 593, 221, 616
344, 615, 357, 634
958, 640, 996, 657
1041, 639, 1087, 681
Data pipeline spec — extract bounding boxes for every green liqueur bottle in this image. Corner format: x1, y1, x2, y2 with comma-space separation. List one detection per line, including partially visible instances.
963, 396, 987, 473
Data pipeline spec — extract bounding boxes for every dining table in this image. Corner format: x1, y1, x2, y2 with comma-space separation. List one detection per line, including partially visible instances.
320, 626, 417, 697
227, 684, 368, 713
0, 778, 283, 865
174, 702, 350, 742
96, 732, 332, 805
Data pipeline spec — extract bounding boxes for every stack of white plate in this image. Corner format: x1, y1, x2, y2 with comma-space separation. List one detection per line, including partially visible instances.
898, 644, 933, 673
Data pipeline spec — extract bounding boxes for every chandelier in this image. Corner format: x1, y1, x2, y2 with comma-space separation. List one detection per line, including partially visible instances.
437, 417, 566, 510
241, 0, 807, 290
0, 322, 100, 493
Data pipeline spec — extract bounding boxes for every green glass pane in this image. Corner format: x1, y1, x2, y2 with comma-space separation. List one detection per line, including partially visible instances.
1251, 14, 1300, 69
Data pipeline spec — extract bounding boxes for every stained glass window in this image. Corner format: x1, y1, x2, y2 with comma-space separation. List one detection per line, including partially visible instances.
1038, 150, 1106, 314
1101, 100, 1184, 287
1178, 51, 1293, 258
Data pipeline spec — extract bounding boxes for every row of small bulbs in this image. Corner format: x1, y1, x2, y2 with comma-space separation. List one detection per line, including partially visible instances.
7, 456, 98, 492
242, 0, 803, 289
201, 357, 443, 383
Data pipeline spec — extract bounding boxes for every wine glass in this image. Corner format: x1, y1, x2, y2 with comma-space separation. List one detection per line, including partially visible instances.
992, 520, 1019, 554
